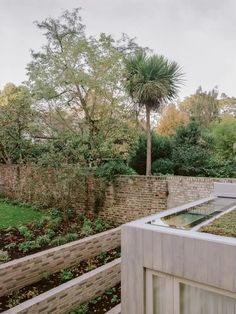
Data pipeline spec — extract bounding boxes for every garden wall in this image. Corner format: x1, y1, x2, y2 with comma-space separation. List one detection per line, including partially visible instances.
0, 227, 120, 297
1, 165, 236, 224
4, 258, 121, 314
166, 176, 236, 208
99, 175, 167, 224
0, 166, 168, 224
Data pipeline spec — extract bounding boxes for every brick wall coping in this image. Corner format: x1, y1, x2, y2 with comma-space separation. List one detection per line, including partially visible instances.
165, 175, 236, 182
106, 304, 121, 314
4, 258, 121, 314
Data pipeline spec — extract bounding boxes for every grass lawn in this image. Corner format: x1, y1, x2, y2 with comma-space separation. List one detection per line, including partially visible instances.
0, 201, 44, 229
201, 208, 236, 238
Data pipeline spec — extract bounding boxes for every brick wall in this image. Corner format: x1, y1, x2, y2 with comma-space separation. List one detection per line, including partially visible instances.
167, 176, 236, 208
99, 176, 167, 224
0, 166, 168, 224
0, 227, 120, 297
4, 258, 121, 314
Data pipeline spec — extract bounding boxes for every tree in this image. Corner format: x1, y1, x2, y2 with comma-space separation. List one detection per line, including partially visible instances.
180, 87, 219, 128
219, 93, 236, 117
172, 120, 211, 176
210, 116, 236, 160
0, 83, 34, 164
157, 103, 189, 136
129, 132, 173, 175
27, 9, 140, 166
124, 51, 183, 175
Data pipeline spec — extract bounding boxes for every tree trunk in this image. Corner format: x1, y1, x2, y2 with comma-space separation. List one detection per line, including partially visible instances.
146, 104, 151, 176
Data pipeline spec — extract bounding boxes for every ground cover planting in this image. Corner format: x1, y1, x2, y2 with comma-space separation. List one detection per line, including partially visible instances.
70, 284, 121, 314
0, 248, 120, 312
0, 199, 117, 263
201, 208, 236, 237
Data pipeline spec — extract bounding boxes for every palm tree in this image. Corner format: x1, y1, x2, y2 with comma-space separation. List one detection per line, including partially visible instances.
125, 51, 183, 175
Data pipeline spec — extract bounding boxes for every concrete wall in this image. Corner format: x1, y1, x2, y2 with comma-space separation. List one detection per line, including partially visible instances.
166, 176, 236, 208
106, 304, 121, 314
4, 258, 121, 314
0, 227, 120, 297
121, 208, 236, 314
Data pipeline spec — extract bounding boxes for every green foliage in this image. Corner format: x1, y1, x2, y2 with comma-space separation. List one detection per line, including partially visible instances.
0, 201, 44, 230
0, 84, 35, 164
152, 158, 174, 175
81, 219, 94, 236
17, 226, 33, 240
0, 250, 10, 263
45, 228, 56, 239
98, 251, 109, 264
94, 218, 105, 232
180, 87, 220, 128
26, 9, 140, 167
90, 296, 102, 305
210, 116, 236, 160
96, 159, 136, 182
172, 120, 211, 176
70, 304, 88, 314
129, 133, 173, 175
50, 235, 68, 246
125, 51, 183, 111
59, 269, 74, 283
36, 235, 51, 246
18, 241, 40, 253
64, 233, 78, 242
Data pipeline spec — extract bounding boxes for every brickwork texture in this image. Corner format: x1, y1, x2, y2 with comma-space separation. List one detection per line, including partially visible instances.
4, 258, 121, 314
0, 227, 120, 297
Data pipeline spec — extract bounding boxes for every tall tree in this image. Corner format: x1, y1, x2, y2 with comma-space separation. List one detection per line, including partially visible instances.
27, 9, 140, 165
157, 103, 189, 136
0, 83, 33, 164
125, 51, 183, 175
180, 87, 220, 128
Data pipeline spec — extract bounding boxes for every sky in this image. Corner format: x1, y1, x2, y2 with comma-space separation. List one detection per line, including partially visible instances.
0, 0, 236, 99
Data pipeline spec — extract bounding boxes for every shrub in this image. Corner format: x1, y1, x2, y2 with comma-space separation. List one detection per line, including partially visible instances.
152, 158, 174, 175
96, 159, 136, 182
129, 133, 173, 174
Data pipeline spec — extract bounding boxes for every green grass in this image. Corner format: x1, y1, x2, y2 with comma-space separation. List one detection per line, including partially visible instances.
201, 208, 236, 238
0, 201, 44, 229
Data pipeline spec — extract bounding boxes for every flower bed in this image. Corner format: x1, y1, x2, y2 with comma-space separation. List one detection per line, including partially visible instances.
0, 227, 121, 297
0, 207, 118, 263
69, 284, 121, 314
2, 258, 121, 314
0, 248, 120, 312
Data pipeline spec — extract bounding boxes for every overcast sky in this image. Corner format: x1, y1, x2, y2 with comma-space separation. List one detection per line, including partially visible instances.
0, 0, 236, 99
